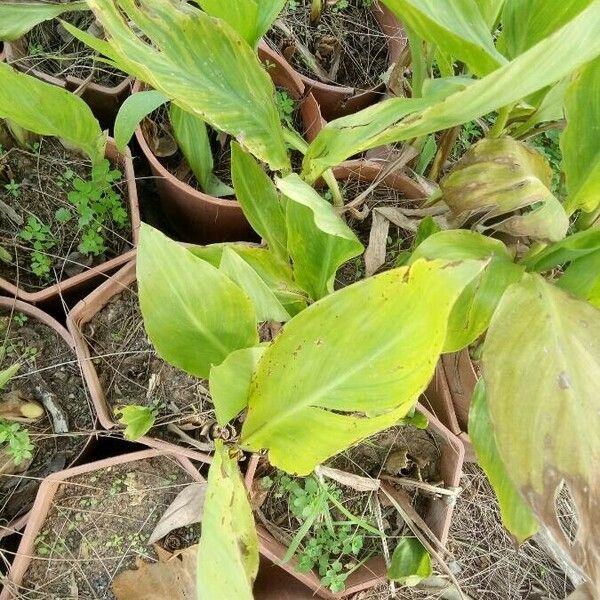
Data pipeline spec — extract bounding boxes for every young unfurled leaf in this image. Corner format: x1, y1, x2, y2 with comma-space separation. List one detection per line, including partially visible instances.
137, 225, 258, 379
197, 441, 258, 600
115, 405, 155, 440
388, 537, 432, 586
241, 259, 485, 474
0, 363, 20, 391
440, 137, 568, 242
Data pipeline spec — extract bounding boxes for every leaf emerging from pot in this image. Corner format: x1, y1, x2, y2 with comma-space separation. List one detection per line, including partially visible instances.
440, 137, 568, 242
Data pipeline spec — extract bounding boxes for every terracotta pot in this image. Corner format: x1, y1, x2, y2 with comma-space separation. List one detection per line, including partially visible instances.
332, 158, 425, 200
133, 44, 324, 244
67, 259, 214, 463
4, 39, 131, 129
0, 137, 140, 305
271, 2, 407, 121
255, 559, 316, 600
423, 350, 479, 462
0, 448, 207, 600
245, 404, 464, 599
0, 297, 95, 541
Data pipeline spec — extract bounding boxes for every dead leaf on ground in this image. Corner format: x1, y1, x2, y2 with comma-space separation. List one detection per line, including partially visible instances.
148, 482, 207, 544
112, 544, 197, 600
0, 390, 44, 422
315, 465, 380, 492
0, 447, 32, 476
364, 210, 390, 277
375, 207, 420, 232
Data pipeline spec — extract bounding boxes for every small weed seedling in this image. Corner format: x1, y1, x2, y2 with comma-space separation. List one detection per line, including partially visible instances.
4, 179, 22, 199
275, 89, 296, 130
18, 216, 56, 278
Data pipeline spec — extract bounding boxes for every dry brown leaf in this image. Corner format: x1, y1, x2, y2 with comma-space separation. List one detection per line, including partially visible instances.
375, 206, 419, 232
364, 210, 390, 277
0, 390, 44, 422
112, 544, 197, 600
315, 465, 380, 492
0, 447, 32, 476
148, 482, 207, 544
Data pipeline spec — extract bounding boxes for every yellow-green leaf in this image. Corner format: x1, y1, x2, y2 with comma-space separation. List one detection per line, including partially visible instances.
67, 0, 289, 171
0, 62, 105, 164
388, 538, 432, 586
115, 405, 156, 441
137, 225, 258, 379
240, 259, 485, 475
0, 363, 20, 391
197, 441, 258, 600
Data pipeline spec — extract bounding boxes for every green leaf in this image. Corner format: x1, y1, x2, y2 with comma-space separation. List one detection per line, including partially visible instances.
114, 90, 168, 153
478, 0, 506, 27
411, 230, 523, 352
219, 247, 291, 322
115, 405, 156, 441
0, 1, 88, 41
255, 0, 288, 41
240, 259, 485, 475
0, 63, 105, 164
137, 224, 258, 379
303, 2, 600, 182
469, 379, 539, 543
197, 441, 258, 600
388, 537, 432, 585
440, 137, 568, 242
482, 274, 600, 577
209, 346, 267, 426
562, 56, 600, 214
197, 0, 259, 46
501, 0, 594, 58
169, 105, 233, 198
381, 0, 506, 77
69, 0, 289, 171
231, 142, 287, 262
558, 250, 600, 309
0, 363, 20, 391
277, 174, 363, 300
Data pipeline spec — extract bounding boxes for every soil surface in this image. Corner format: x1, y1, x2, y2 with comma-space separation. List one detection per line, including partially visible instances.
256, 424, 443, 590
335, 178, 417, 288
0, 137, 132, 293
0, 309, 93, 527
21, 12, 127, 87
82, 284, 232, 451
268, 0, 390, 89
19, 456, 201, 599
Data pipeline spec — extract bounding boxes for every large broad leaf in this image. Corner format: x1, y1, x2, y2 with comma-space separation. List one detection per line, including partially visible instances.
440, 137, 568, 242
511, 79, 568, 137
411, 230, 523, 352
209, 345, 267, 426
0, 1, 87, 40
558, 250, 600, 309
500, 0, 594, 58
114, 90, 168, 152
231, 142, 287, 262
66, 0, 289, 171
482, 274, 600, 585
562, 56, 600, 215
0, 63, 105, 164
219, 247, 291, 322
303, 1, 600, 182
169, 105, 233, 197
188, 243, 308, 317
197, 0, 286, 48
478, 0, 506, 27
197, 441, 258, 600
469, 379, 539, 543
240, 259, 485, 475
277, 174, 363, 301
381, 0, 505, 76
137, 225, 258, 379
388, 538, 432, 586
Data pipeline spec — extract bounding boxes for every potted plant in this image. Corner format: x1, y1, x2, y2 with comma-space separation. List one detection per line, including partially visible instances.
265, 0, 407, 120
1, 2, 131, 128
0, 62, 140, 304
245, 405, 463, 598
128, 45, 324, 243
0, 297, 94, 542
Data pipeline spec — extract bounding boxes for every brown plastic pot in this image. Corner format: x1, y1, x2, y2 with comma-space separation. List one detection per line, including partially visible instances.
0, 297, 95, 541
0, 137, 140, 305
245, 404, 464, 599
423, 350, 479, 462
4, 39, 131, 129
271, 2, 407, 121
67, 259, 214, 464
0, 448, 206, 600
133, 43, 324, 244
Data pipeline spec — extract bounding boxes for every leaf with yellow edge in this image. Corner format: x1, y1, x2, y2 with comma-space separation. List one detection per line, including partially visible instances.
482, 274, 600, 587
241, 259, 485, 475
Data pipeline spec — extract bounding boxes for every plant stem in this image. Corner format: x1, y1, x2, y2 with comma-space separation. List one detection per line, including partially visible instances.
310, 0, 323, 25
489, 105, 512, 138
407, 27, 426, 98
